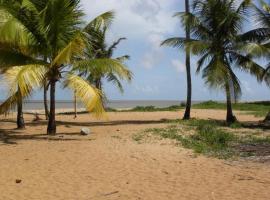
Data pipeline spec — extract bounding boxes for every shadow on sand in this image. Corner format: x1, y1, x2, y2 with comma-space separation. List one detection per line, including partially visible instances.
0, 118, 171, 145
1, 117, 269, 145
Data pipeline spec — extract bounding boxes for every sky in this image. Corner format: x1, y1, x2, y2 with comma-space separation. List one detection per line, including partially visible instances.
0, 0, 269, 101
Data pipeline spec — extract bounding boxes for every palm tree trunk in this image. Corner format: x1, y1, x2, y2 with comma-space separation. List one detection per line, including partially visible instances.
95, 78, 105, 107
44, 82, 49, 120
17, 90, 25, 129
225, 83, 236, 124
74, 90, 77, 119
264, 112, 270, 122
183, 0, 192, 120
47, 80, 56, 135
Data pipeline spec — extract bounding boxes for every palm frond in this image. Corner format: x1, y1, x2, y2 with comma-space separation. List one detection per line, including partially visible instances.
4, 64, 47, 97
63, 74, 105, 118
106, 73, 124, 93
52, 32, 85, 66
0, 90, 20, 115
161, 37, 187, 49
74, 58, 132, 81
84, 11, 115, 32
116, 55, 130, 62
107, 37, 126, 57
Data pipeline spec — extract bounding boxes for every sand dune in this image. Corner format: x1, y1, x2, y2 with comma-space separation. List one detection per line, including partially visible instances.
0, 110, 269, 200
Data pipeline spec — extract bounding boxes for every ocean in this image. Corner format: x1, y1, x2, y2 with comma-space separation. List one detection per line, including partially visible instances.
0, 100, 198, 111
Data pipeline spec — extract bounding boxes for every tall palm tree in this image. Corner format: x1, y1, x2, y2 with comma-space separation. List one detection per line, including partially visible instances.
0, 0, 125, 135
184, 0, 192, 120
161, 0, 192, 120
162, 0, 265, 123
239, 0, 270, 122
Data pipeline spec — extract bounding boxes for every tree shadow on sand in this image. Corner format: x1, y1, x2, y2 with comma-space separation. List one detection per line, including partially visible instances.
0, 128, 88, 145
0, 118, 170, 145
1, 117, 269, 146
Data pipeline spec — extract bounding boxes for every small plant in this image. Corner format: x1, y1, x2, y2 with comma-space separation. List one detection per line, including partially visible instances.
132, 133, 145, 143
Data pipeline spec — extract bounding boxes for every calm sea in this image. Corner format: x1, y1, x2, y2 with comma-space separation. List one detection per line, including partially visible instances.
0, 100, 202, 111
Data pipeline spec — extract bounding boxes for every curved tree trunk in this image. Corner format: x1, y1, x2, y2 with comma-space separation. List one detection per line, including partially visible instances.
264, 112, 270, 122
183, 0, 192, 120
17, 90, 25, 129
44, 82, 49, 120
47, 80, 56, 135
225, 83, 236, 124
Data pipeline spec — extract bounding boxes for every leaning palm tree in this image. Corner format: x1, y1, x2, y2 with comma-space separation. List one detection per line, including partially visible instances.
162, 0, 265, 123
0, 0, 125, 135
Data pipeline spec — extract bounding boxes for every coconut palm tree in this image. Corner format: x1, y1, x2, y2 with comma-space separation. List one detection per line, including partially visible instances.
238, 0, 270, 123
0, 0, 126, 135
162, 0, 265, 123
79, 12, 132, 104
183, 0, 192, 120
71, 11, 132, 116
161, 0, 192, 120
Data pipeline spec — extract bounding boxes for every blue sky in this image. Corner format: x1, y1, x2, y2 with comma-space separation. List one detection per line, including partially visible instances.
0, 0, 269, 101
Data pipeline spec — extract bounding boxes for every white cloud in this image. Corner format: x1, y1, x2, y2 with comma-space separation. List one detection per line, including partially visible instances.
81, 0, 181, 69
141, 33, 165, 69
171, 59, 186, 73
81, 0, 179, 38
134, 84, 159, 94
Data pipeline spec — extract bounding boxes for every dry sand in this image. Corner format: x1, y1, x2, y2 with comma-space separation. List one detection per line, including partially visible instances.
0, 109, 269, 200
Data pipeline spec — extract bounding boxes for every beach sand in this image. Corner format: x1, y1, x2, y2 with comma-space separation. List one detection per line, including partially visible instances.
0, 110, 269, 200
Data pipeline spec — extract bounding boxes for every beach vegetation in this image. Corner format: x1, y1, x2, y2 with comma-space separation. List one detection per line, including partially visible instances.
140, 122, 270, 159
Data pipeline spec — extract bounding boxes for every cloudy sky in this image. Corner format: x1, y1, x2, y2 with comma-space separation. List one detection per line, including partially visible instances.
1, 0, 269, 101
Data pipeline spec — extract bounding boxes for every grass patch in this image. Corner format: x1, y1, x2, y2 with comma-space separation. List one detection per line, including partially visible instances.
193, 101, 270, 117
128, 105, 183, 112
165, 118, 243, 129
145, 124, 235, 159
138, 120, 270, 160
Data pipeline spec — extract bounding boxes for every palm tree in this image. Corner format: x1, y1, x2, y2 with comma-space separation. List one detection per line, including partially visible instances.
74, 12, 132, 106
0, 0, 124, 135
162, 0, 265, 123
161, 0, 192, 120
238, 1, 270, 123
184, 0, 192, 120
84, 12, 131, 103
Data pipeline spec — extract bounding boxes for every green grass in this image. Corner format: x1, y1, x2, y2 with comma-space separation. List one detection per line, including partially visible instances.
135, 119, 270, 160
165, 118, 243, 129
127, 105, 184, 112
193, 101, 270, 117
143, 124, 236, 159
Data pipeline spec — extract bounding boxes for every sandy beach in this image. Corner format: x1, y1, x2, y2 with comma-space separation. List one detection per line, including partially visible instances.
0, 109, 269, 200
